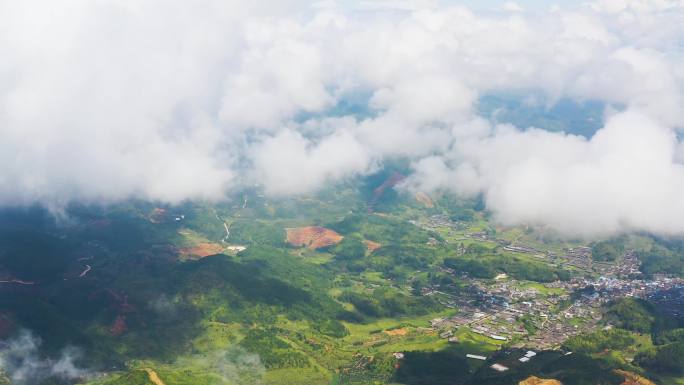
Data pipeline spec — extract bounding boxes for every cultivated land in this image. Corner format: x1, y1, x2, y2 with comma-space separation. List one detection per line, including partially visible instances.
0, 172, 683, 385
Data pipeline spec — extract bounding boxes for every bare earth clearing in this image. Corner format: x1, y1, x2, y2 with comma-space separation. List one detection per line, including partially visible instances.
286, 226, 344, 249
179, 243, 225, 258
142, 368, 165, 385
519, 376, 563, 385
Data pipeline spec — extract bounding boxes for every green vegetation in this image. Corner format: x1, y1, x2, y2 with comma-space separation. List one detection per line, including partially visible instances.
332, 235, 366, 260
338, 288, 441, 320
0, 182, 681, 385
639, 241, 684, 277
240, 328, 309, 369
469, 351, 624, 385
654, 328, 684, 345
637, 342, 684, 375
562, 329, 636, 354
393, 350, 469, 385
604, 298, 655, 333
591, 240, 624, 262
444, 255, 570, 282
624, 235, 684, 278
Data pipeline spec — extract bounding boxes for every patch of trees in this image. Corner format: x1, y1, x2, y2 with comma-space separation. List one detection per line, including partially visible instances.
0, 231, 72, 282
636, 342, 684, 375
329, 213, 430, 246
314, 319, 348, 338
436, 193, 485, 219
393, 350, 470, 385
338, 288, 441, 320
240, 328, 310, 369
637, 236, 684, 277
604, 298, 655, 334
369, 245, 436, 270
228, 220, 285, 247
443, 255, 571, 282
332, 235, 366, 260
465, 243, 492, 256
653, 328, 684, 345
590, 240, 624, 262
639, 247, 684, 278
562, 329, 636, 354
180, 247, 347, 326
467, 350, 623, 385
533, 353, 624, 385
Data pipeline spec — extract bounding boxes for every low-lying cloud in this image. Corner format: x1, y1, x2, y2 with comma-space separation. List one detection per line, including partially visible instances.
0, 330, 90, 384
175, 347, 265, 385
2, 0, 684, 237
406, 111, 684, 237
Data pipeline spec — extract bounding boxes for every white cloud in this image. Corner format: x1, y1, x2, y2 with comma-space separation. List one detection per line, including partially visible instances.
1, 0, 684, 236
0, 330, 91, 385
408, 111, 684, 237
501, 2, 525, 12
251, 128, 372, 195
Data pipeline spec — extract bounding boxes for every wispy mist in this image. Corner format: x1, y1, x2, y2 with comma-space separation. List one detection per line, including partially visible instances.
0, 330, 91, 385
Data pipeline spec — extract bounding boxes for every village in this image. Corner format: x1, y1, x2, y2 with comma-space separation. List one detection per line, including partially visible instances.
415, 214, 684, 358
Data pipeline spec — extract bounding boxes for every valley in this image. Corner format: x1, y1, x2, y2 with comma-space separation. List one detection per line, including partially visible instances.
0, 177, 682, 385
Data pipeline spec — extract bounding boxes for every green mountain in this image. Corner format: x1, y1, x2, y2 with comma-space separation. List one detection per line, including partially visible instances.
0, 176, 682, 385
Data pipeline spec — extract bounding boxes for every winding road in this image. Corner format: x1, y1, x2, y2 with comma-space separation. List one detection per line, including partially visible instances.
79, 264, 92, 277
0, 279, 34, 285
214, 210, 231, 243
142, 368, 166, 385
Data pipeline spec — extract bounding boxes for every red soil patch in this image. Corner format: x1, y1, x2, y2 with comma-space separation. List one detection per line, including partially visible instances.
384, 328, 408, 336
519, 377, 563, 385
89, 289, 135, 337
364, 240, 382, 253
615, 370, 656, 385
286, 227, 344, 250
180, 243, 225, 258
148, 208, 167, 224
369, 172, 406, 212
415, 192, 434, 208
110, 315, 127, 336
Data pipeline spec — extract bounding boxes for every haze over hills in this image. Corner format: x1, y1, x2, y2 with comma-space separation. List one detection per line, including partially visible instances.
1, 0, 684, 384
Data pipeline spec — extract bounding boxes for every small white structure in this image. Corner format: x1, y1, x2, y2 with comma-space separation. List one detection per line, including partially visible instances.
519, 357, 530, 363
393, 352, 405, 359
430, 318, 445, 326
490, 363, 509, 372
524, 351, 537, 358
466, 354, 487, 361
490, 335, 507, 341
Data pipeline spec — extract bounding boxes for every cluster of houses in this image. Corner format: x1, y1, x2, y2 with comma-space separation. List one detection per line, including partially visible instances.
425, 256, 684, 351
397, 215, 684, 376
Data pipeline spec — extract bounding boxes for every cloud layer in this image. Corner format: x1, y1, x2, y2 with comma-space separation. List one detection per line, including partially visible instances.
0, 330, 90, 384
2, 0, 684, 236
